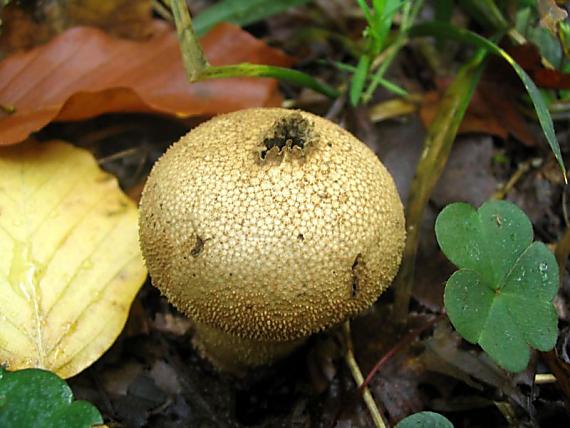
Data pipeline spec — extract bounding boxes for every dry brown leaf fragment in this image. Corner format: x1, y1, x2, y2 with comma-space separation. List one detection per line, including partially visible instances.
63, 0, 154, 39
0, 0, 154, 54
538, 0, 568, 34
420, 80, 537, 147
0, 22, 293, 145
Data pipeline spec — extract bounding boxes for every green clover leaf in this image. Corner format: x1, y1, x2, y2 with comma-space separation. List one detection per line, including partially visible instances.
396, 411, 454, 428
435, 200, 559, 372
0, 367, 102, 428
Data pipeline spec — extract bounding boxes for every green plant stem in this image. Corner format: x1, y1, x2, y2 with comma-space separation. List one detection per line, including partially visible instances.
392, 48, 487, 322
343, 321, 387, 428
363, 0, 423, 102
201, 65, 340, 99
363, 38, 407, 102
169, 0, 339, 99
171, 0, 208, 80
152, 0, 173, 22
410, 23, 566, 181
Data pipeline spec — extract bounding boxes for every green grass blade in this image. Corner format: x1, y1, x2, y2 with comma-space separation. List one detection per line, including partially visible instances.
193, 0, 311, 35
356, 0, 376, 28
375, 0, 404, 47
393, 48, 488, 320
350, 54, 372, 106
458, 0, 509, 32
434, 0, 453, 23
410, 22, 567, 182
377, 77, 409, 97
201, 63, 340, 98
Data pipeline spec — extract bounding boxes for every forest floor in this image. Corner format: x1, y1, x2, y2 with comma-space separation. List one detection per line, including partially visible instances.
1, 0, 570, 427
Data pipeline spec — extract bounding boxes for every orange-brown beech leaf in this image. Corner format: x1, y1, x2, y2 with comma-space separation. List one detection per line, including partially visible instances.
0, 22, 293, 145
420, 79, 537, 147
508, 43, 570, 90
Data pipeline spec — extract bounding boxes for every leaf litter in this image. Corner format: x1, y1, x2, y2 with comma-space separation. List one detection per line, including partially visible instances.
0, 21, 292, 145
2, 0, 570, 426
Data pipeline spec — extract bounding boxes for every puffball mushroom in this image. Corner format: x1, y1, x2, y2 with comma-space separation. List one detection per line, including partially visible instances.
139, 108, 405, 373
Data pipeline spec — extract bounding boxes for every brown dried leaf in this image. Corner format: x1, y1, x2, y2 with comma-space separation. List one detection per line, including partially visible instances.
63, 0, 154, 39
420, 321, 531, 412
420, 79, 537, 147
0, 6, 57, 55
352, 310, 436, 422
508, 43, 570, 90
0, 0, 154, 54
421, 84, 507, 142
538, 0, 568, 34
0, 22, 293, 145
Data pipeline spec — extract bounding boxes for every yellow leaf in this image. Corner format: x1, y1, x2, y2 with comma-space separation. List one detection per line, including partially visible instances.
0, 140, 146, 378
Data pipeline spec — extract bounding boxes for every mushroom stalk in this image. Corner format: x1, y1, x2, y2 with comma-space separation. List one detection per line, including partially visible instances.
192, 322, 305, 374
139, 108, 405, 373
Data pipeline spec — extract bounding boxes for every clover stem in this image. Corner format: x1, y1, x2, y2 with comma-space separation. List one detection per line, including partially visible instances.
343, 321, 387, 428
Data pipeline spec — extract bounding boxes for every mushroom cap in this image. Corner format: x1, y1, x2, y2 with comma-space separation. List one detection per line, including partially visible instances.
139, 108, 405, 342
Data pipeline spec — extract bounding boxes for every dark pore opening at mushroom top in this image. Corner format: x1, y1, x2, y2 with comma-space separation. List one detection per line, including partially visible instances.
260, 112, 314, 160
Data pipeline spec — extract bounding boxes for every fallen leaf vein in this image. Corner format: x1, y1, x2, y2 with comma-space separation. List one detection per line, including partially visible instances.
43, 213, 124, 321
47, 252, 140, 363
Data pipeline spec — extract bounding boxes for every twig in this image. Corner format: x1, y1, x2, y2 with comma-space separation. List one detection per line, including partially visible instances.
540, 350, 570, 409
361, 314, 444, 390
325, 92, 347, 121
342, 321, 387, 428
491, 160, 532, 200
97, 147, 141, 165
534, 373, 557, 384
152, 0, 173, 22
